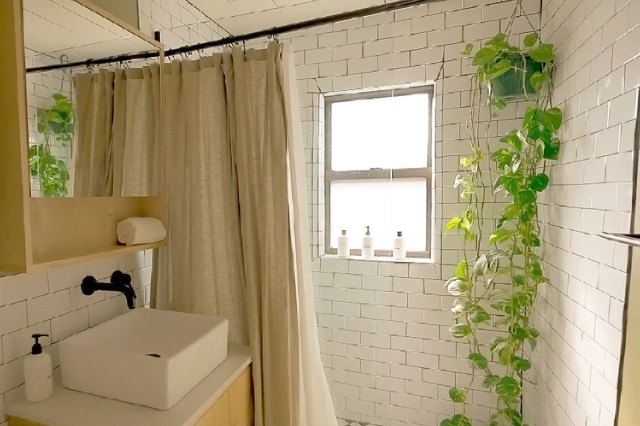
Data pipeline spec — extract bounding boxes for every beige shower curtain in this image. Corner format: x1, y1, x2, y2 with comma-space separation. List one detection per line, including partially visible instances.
159, 43, 337, 426
73, 67, 162, 196
73, 43, 336, 426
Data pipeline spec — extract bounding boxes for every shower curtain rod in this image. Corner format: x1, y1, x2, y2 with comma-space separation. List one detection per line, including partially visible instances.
26, 0, 435, 74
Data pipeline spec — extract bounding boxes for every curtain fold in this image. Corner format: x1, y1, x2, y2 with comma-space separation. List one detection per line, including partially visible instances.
161, 55, 249, 345
73, 66, 161, 196
73, 71, 114, 196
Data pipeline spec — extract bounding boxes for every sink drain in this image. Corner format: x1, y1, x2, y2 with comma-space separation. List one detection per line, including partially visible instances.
145, 353, 161, 358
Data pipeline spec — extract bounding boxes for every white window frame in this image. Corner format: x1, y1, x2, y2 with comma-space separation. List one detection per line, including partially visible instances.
323, 85, 434, 258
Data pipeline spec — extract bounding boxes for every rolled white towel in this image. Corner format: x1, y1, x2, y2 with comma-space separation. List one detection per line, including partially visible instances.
116, 217, 166, 246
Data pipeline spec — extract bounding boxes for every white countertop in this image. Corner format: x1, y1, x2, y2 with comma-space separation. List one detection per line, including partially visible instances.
6, 344, 251, 426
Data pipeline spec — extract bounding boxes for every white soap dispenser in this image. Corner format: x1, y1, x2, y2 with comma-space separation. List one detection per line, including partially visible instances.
337, 229, 350, 257
362, 226, 374, 259
393, 231, 406, 260
24, 333, 53, 402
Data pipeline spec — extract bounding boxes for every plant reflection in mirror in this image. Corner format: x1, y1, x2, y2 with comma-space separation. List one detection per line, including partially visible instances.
29, 92, 74, 197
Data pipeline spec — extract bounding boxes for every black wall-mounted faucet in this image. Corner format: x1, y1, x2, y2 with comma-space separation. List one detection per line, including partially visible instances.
81, 270, 137, 309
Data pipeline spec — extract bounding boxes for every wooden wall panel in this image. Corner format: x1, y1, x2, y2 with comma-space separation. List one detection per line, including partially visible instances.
0, 0, 32, 274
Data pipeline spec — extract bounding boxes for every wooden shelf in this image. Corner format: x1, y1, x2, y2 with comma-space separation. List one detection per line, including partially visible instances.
28, 242, 163, 272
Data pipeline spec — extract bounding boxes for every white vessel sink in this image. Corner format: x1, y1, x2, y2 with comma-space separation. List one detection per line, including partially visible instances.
59, 308, 228, 409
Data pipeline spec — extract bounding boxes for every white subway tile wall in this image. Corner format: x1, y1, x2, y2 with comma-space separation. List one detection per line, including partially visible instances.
257, 1, 543, 423
0, 250, 153, 425
524, 0, 639, 425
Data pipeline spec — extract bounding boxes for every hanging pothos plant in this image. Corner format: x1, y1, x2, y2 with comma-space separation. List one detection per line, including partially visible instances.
441, 30, 561, 426
29, 92, 74, 197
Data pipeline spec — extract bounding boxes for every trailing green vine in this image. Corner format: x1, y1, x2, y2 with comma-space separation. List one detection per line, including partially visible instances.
441, 31, 561, 426
29, 92, 74, 197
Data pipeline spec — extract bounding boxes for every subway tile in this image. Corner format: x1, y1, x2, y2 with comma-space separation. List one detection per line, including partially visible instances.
0, 272, 48, 305
48, 263, 87, 293
392, 277, 423, 293
50, 307, 89, 343
27, 290, 70, 325
0, 303, 27, 335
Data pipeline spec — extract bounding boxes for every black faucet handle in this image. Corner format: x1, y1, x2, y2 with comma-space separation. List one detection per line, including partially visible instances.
110, 270, 132, 286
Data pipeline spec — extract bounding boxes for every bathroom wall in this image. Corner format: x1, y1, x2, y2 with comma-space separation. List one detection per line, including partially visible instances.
274, 1, 541, 424
0, 251, 153, 425
523, 0, 639, 425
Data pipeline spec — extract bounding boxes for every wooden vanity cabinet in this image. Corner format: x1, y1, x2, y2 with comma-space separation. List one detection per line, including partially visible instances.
0, 0, 165, 275
196, 367, 254, 426
7, 366, 254, 426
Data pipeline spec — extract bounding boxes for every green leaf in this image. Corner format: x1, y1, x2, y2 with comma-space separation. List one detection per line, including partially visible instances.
451, 299, 472, 315
455, 260, 468, 280
512, 326, 529, 341
489, 228, 511, 245
485, 59, 512, 80
441, 414, 472, 426
461, 43, 474, 56
512, 356, 532, 372
469, 306, 491, 323
447, 279, 470, 296
517, 189, 536, 205
485, 32, 510, 50
529, 71, 546, 90
445, 217, 461, 232
547, 107, 563, 130
524, 33, 538, 47
450, 323, 472, 339
460, 156, 477, 169
473, 255, 488, 277
482, 374, 500, 389
468, 352, 488, 369
448, 387, 467, 403
472, 47, 499, 66
543, 137, 561, 160
529, 43, 554, 63
505, 408, 524, 426
496, 376, 521, 398
489, 96, 507, 110
529, 173, 549, 192
501, 131, 522, 151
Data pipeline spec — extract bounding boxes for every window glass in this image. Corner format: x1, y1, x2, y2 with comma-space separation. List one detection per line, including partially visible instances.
330, 93, 430, 171
330, 178, 427, 252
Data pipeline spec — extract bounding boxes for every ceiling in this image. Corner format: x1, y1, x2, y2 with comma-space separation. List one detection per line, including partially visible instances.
186, 0, 394, 35
23, 0, 157, 64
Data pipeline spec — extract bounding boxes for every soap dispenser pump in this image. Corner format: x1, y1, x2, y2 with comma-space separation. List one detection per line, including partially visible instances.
24, 333, 53, 402
362, 226, 374, 259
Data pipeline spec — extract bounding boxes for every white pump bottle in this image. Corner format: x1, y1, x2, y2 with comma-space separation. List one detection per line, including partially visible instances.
24, 333, 53, 402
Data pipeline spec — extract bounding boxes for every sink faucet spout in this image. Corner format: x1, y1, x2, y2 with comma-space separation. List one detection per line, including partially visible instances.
81, 270, 136, 309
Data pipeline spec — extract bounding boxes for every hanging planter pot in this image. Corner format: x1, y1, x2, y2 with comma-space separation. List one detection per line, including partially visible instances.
492, 53, 543, 99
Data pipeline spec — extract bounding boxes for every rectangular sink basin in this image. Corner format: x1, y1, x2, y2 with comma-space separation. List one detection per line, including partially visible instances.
59, 308, 228, 409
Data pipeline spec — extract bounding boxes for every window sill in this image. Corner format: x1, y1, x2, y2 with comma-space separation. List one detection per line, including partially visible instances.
320, 253, 434, 264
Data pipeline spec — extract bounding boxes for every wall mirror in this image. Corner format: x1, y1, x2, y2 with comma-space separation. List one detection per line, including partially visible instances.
23, 0, 162, 198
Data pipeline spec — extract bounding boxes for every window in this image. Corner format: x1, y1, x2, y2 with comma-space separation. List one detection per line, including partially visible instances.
324, 86, 433, 258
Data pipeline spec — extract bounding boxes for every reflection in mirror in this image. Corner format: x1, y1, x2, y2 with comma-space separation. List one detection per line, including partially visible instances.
23, 0, 160, 198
